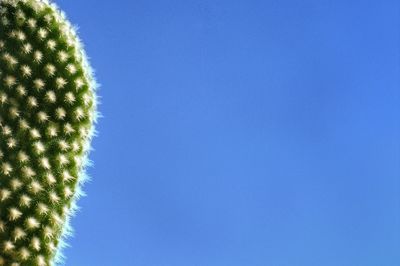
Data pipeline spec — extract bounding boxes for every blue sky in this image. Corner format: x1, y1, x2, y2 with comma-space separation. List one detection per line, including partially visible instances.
58, 0, 400, 265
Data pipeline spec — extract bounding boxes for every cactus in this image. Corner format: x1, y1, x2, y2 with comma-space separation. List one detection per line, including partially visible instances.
0, 0, 97, 265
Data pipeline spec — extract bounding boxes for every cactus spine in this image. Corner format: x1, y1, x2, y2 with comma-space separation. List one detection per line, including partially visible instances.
0, 0, 97, 265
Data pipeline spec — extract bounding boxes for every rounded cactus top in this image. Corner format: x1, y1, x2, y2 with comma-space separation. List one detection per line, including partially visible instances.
0, 0, 97, 265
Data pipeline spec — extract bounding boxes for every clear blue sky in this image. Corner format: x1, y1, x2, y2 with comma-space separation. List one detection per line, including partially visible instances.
57, 0, 400, 265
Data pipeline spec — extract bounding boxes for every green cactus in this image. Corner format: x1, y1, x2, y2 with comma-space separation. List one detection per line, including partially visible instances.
0, 0, 97, 265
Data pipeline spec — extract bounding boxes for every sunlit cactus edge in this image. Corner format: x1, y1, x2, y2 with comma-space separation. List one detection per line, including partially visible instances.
0, 0, 98, 265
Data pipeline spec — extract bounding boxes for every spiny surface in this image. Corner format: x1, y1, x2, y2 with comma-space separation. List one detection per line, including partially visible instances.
0, 0, 96, 265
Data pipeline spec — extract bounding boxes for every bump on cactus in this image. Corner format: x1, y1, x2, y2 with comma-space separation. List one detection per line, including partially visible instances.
0, 0, 97, 265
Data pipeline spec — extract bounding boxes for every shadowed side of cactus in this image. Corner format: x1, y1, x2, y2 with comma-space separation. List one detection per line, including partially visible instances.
0, 0, 97, 265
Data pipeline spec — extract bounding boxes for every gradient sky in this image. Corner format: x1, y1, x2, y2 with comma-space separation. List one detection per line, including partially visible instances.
57, 0, 400, 265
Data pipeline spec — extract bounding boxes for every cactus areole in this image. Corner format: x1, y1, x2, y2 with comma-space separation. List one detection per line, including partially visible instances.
0, 0, 97, 265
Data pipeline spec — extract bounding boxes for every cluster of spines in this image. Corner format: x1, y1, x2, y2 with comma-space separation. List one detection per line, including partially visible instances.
0, 0, 96, 265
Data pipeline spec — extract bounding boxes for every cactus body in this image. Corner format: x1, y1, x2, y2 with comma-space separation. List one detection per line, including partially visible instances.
0, 0, 97, 265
